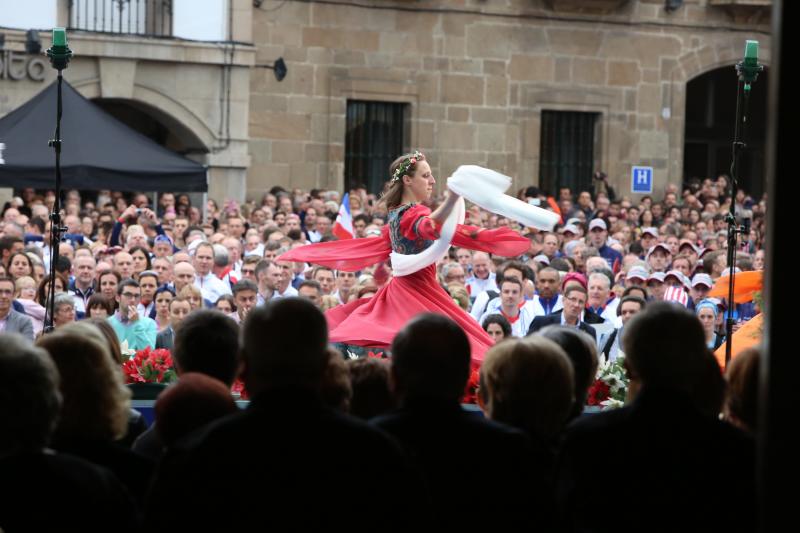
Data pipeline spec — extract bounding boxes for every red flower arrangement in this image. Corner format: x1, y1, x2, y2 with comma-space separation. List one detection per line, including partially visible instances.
586, 357, 629, 409
122, 347, 177, 384
586, 380, 611, 406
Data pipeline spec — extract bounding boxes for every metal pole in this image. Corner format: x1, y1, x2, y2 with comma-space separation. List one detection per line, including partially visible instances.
44, 72, 67, 332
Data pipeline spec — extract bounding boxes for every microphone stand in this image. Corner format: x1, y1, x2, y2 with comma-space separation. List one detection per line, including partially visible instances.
43, 29, 72, 333
725, 41, 762, 366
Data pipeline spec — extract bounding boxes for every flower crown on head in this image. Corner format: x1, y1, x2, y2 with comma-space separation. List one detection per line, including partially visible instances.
391, 150, 425, 183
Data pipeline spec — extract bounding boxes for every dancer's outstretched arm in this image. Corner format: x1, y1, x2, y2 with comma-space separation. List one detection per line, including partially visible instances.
428, 191, 461, 227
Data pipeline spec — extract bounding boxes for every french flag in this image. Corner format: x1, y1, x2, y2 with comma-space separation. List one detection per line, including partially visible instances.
332, 192, 354, 239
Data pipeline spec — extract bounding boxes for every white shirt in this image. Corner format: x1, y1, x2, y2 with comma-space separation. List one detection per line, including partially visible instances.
604, 326, 624, 363
274, 285, 298, 299
529, 294, 564, 318
194, 272, 232, 302
589, 298, 620, 349
71, 284, 94, 315
466, 273, 497, 298
307, 230, 322, 243
479, 298, 537, 338
470, 290, 496, 321
599, 297, 620, 323
137, 301, 155, 319
244, 246, 264, 258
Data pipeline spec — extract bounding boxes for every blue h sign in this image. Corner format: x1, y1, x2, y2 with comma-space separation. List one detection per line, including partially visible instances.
631, 166, 653, 194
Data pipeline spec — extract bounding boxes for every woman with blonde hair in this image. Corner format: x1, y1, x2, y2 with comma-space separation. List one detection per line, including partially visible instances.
36, 322, 153, 504
447, 282, 470, 312
14, 276, 45, 336
178, 284, 203, 311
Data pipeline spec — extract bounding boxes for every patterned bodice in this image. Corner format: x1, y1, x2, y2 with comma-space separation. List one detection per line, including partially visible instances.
388, 203, 435, 255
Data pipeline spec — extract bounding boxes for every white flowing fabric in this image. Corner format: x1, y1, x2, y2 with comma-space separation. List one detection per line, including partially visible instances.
389, 165, 558, 277
448, 165, 560, 231
390, 196, 465, 277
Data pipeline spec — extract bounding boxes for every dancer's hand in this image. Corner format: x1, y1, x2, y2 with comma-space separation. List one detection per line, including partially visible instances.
444, 190, 461, 203
430, 190, 461, 226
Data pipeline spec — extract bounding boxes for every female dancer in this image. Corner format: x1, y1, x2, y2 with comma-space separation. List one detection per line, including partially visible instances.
279, 152, 532, 366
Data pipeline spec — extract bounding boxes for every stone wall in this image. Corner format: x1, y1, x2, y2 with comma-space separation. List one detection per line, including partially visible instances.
248, 0, 771, 200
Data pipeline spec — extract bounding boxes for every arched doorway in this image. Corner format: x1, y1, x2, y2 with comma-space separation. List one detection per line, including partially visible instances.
683, 66, 769, 198
92, 98, 208, 156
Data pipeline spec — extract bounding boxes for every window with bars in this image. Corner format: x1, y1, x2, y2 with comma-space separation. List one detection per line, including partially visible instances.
345, 101, 408, 194
539, 110, 599, 196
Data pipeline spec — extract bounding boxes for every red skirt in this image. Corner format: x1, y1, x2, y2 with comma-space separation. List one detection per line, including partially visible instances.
326, 265, 492, 367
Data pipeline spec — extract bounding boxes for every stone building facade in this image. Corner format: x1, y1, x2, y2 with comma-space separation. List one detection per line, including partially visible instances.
248, 0, 772, 200
1, 0, 772, 203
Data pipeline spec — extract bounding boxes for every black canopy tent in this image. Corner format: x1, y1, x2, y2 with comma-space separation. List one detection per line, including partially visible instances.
0, 80, 207, 192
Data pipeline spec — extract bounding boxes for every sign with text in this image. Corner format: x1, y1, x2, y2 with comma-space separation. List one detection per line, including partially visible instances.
631, 166, 653, 194
0, 50, 47, 82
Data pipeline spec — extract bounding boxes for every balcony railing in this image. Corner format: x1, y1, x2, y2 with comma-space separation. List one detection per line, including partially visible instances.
68, 0, 173, 37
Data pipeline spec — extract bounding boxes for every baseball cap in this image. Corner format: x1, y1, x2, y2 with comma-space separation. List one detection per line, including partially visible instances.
626, 266, 650, 282
645, 243, 671, 259
154, 234, 174, 247
588, 219, 607, 231
647, 272, 665, 283
641, 227, 659, 238
678, 240, 699, 254
664, 270, 690, 288
691, 273, 713, 288
533, 254, 550, 265
561, 224, 580, 235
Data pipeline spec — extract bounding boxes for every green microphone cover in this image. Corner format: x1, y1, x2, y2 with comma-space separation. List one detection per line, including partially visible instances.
744, 40, 758, 67
52, 28, 67, 47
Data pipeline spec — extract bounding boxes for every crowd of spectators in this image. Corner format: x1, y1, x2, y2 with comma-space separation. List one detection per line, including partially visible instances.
0, 175, 764, 530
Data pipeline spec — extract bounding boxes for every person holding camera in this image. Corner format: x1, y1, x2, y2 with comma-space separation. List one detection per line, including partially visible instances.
108, 204, 167, 249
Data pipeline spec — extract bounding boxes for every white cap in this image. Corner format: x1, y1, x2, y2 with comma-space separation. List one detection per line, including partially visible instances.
561, 224, 580, 235
645, 243, 671, 259
626, 266, 650, 281
691, 273, 713, 288
588, 219, 607, 231
665, 269, 690, 286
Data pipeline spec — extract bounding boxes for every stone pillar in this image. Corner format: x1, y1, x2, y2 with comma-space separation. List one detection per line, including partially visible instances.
203, 141, 251, 203
207, 166, 247, 204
